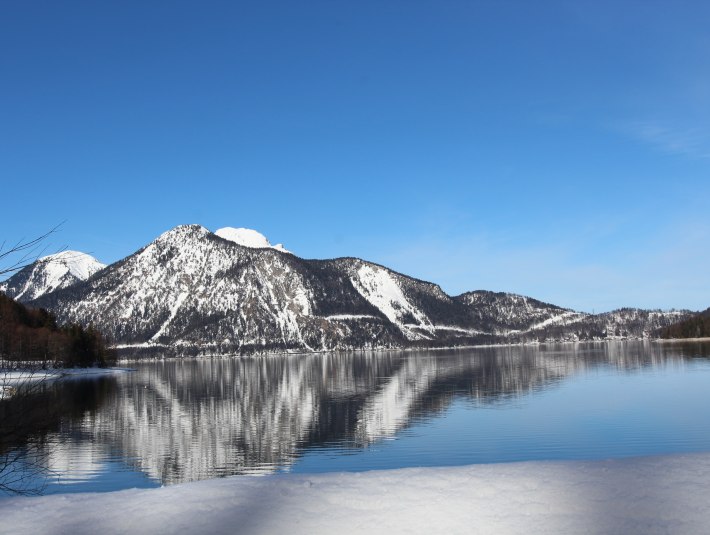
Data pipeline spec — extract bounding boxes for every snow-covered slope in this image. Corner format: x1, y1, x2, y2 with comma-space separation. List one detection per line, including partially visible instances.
215, 227, 290, 253
341, 260, 477, 341
28, 225, 694, 353
0, 250, 105, 302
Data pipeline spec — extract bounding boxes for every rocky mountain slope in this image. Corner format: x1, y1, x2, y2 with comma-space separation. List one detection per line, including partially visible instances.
519, 307, 691, 342
27, 225, 693, 354
0, 250, 105, 302
454, 291, 587, 335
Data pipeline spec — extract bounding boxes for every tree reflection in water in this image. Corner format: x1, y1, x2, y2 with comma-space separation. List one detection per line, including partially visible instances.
0, 377, 117, 494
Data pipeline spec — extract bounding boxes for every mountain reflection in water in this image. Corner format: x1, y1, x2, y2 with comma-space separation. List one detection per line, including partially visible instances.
9, 341, 710, 491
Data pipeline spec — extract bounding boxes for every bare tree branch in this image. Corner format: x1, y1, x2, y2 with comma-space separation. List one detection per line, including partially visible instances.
0, 222, 67, 277
0, 364, 58, 495
0, 224, 68, 494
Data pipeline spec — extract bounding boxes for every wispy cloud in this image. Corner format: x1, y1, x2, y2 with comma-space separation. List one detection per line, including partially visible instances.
624, 121, 710, 160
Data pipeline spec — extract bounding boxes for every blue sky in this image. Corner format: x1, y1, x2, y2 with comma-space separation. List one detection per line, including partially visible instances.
1, 1, 708, 312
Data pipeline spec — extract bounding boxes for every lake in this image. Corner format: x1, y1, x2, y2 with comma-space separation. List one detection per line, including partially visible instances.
3, 340, 710, 495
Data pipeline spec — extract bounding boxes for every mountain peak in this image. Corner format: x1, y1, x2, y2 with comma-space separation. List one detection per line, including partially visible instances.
156, 224, 210, 241
215, 227, 290, 253
1, 250, 105, 302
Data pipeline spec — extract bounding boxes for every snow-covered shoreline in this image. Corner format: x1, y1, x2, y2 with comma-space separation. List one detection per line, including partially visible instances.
2, 452, 709, 534
113, 337, 701, 363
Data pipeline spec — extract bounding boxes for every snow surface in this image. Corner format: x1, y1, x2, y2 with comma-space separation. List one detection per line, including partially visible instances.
323, 314, 380, 321
2, 453, 709, 534
432, 324, 484, 334
39, 250, 105, 280
215, 227, 290, 253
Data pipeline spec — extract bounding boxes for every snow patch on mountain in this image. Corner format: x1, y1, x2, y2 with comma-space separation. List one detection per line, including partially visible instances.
323, 314, 380, 321
432, 325, 485, 335
349, 264, 433, 340
151, 291, 189, 341
508, 310, 588, 334
215, 227, 290, 253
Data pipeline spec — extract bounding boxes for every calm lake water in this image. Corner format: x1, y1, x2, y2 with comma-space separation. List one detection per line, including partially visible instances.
4, 341, 710, 495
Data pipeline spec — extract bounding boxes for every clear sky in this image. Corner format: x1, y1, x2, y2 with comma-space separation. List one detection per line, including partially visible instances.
2, 1, 709, 312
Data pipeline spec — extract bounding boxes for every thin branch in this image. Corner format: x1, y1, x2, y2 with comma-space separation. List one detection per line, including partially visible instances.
0, 222, 67, 277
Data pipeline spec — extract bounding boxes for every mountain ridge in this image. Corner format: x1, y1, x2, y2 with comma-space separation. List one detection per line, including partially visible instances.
8, 224, 693, 355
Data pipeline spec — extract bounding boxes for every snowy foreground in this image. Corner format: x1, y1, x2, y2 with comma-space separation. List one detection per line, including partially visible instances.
2, 453, 710, 535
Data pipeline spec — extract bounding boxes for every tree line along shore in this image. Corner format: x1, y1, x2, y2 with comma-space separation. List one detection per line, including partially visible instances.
0, 293, 116, 369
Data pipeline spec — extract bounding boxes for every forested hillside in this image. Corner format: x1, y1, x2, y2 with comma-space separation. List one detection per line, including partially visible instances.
0, 292, 115, 367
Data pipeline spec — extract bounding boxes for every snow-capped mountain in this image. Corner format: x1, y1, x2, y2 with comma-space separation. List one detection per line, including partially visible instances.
32, 225, 479, 352
215, 227, 290, 253
29, 225, 694, 354
0, 250, 105, 302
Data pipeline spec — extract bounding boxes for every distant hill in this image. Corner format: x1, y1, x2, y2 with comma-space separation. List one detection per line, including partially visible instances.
660, 308, 710, 339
